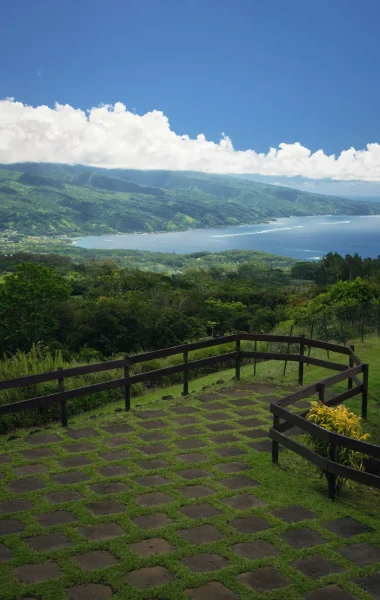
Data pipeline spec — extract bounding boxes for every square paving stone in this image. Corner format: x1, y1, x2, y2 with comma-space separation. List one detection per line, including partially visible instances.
25, 532, 72, 551
63, 442, 95, 453
180, 504, 221, 519
204, 412, 230, 421
211, 434, 238, 444
238, 417, 266, 427
306, 585, 357, 600
180, 485, 214, 498
185, 582, 238, 600
0, 519, 25, 534
138, 431, 169, 442
234, 408, 260, 417
89, 482, 129, 495
138, 419, 169, 430
98, 450, 130, 461
135, 492, 173, 507
7, 478, 45, 492
249, 440, 273, 452
201, 402, 229, 411
73, 550, 118, 571
27, 433, 61, 444
231, 540, 279, 559
59, 456, 93, 468
14, 560, 63, 583
238, 567, 289, 592
292, 556, 345, 579
132, 512, 174, 530
322, 517, 374, 538
126, 565, 174, 588
229, 398, 255, 407
272, 505, 318, 523
136, 409, 168, 419
222, 493, 264, 510
242, 429, 268, 440
337, 542, 380, 566
87, 499, 125, 515
0, 499, 33, 514
197, 393, 222, 401
138, 458, 170, 470
174, 416, 200, 425
36, 511, 76, 527
97, 465, 130, 477
51, 471, 88, 485
230, 515, 270, 534
182, 553, 229, 572
178, 524, 224, 544
354, 573, 380, 600
66, 428, 99, 439
103, 437, 130, 447
215, 446, 246, 458
178, 452, 209, 463
138, 443, 169, 456
217, 462, 250, 473
222, 475, 259, 490
45, 490, 83, 504
130, 537, 175, 557
21, 447, 55, 459
77, 523, 125, 541
282, 528, 327, 549
206, 423, 237, 432
174, 427, 205, 436
176, 439, 206, 450
171, 406, 199, 415
0, 453, 11, 464
0, 543, 12, 561
226, 390, 251, 398
179, 469, 213, 480
136, 475, 171, 487
14, 463, 48, 476
66, 584, 113, 600
102, 423, 133, 434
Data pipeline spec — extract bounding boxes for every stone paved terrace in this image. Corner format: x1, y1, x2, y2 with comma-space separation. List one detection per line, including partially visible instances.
0, 382, 380, 600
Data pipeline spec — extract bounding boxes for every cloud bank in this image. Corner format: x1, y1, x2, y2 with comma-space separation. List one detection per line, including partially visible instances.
1, 98, 379, 181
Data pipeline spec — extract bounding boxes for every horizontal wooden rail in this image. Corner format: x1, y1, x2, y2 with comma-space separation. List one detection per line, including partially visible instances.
302, 337, 352, 355
302, 356, 348, 371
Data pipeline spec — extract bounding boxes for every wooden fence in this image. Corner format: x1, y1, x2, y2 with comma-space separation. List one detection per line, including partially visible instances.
0, 333, 378, 497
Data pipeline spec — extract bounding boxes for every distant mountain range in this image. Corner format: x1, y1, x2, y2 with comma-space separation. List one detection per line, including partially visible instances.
1, 163, 379, 236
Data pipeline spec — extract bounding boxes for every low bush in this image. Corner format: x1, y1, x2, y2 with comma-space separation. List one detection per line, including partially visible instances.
306, 402, 369, 491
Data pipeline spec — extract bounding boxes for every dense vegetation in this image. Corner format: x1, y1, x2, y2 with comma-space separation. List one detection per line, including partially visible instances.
1, 163, 379, 235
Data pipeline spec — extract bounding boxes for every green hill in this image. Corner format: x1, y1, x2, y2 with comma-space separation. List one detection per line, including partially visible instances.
1, 163, 379, 236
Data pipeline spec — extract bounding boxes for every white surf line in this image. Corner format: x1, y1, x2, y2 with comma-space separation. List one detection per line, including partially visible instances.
315, 221, 350, 225
212, 225, 304, 238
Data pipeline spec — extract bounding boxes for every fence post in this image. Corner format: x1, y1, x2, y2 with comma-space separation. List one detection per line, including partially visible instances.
327, 441, 337, 500
124, 356, 131, 412
272, 414, 279, 464
348, 345, 354, 390
318, 382, 326, 403
253, 339, 257, 376
57, 367, 67, 427
362, 363, 369, 420
183, 350, 189, 396
235, 338, 241, 382
298, 334, 305, 386
283, 325, 293, 376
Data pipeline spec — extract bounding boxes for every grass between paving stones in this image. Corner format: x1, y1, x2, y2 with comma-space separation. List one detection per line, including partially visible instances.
0, 340, 379, 599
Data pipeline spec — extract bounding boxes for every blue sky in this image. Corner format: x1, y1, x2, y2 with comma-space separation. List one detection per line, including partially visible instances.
0, 0, 379, 194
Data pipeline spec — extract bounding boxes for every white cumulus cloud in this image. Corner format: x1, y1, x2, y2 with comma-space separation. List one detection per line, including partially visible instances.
0, 98, 380, 181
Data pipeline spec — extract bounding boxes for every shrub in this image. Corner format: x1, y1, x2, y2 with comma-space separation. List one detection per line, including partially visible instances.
306, 402, 369, 491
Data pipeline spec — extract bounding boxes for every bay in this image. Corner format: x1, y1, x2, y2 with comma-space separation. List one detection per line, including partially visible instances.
75, 215, 380, 260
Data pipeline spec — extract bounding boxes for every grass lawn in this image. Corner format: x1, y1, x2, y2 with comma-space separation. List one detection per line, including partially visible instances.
0, 336, 379, 599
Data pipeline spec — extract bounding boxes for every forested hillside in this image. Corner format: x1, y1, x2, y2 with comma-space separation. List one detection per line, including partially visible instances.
1, 163, 379, 236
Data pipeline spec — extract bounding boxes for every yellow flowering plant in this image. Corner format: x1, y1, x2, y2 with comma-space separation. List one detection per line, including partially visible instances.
306, 402, 369, 491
